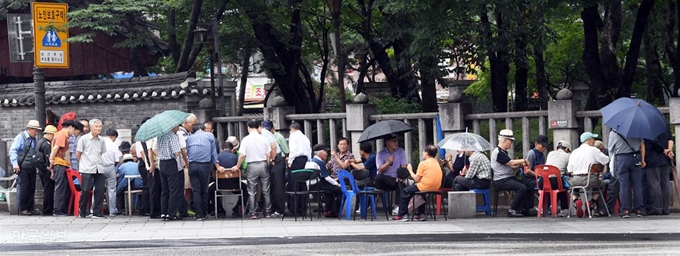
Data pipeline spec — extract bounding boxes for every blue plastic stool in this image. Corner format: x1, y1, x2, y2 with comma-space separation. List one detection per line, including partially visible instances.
470, 189, 492, 216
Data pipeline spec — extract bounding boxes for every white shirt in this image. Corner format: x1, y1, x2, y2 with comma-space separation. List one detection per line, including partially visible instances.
567, 143, 609, 175
76, 133, 107, 174
240, 131, 271, 163
102, 137, 122, 166
135, 141, 144, 158
545, 149, 570, 175
177, 129, 188, 149
288, 130, 311, 164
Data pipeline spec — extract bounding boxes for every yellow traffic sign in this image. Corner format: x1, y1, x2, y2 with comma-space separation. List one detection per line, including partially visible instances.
32, 2, 69, 68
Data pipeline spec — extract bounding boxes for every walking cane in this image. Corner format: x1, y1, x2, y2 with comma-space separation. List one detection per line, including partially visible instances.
671, 163, 680, 205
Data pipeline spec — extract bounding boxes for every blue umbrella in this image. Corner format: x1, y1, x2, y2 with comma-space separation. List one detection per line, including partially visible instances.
134, 110, 189, 142
599, 97, 667, 140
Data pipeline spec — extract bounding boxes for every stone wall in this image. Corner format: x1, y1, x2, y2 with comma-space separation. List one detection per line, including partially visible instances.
0, 96, 203, 142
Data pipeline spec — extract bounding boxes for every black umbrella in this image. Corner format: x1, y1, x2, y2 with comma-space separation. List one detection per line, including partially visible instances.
357, 120, 412, 143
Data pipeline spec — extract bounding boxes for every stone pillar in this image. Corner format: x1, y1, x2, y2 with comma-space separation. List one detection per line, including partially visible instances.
346, 93, 378, 155
438, 89, 471, 137
193, 97, 219, 145
548, 89, 580, 150
264, 95, 295, 137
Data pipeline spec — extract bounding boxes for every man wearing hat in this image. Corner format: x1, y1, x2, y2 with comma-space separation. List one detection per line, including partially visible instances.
309, 144, 343, 218
491, 129, 533, 217
9, 120, 42, 215
37, 125, 57, 215
49, 119, 78, 216
567, 132, 610, 217
546, 140, 572, 217
116, 154, 143, 214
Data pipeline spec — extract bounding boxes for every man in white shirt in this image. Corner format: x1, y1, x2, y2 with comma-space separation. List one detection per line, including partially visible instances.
567, 132, 609, 217
177, 114, 196, 217
102, 129, 122, 216
76, 119, 107, 219
286, 122, 311, 215
232, 120, 272, 219
545, 140, 571, 217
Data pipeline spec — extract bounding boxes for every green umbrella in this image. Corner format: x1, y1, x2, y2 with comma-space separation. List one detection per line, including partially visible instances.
134, 110, 189, 142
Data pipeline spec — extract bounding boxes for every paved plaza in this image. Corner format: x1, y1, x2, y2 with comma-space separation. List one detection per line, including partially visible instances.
1, 212, 678, 245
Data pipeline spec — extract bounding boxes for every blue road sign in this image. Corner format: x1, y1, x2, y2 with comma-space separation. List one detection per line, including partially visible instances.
41, 29, 61, 47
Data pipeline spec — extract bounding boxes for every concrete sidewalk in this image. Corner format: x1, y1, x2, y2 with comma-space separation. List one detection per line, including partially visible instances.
0, 213, 678, 244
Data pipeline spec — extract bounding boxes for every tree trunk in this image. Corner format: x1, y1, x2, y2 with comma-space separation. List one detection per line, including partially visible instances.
237, 47, 251, 116
419, 56, 439, 113
514, 40, 528, 111
481, 8, 509, 112
533, 43, 549, 110
664, 0, 680, 97
175, 0, 204, 73
617, 0, 655, 98
167, 8, 180, 66
581, 4, 609, 110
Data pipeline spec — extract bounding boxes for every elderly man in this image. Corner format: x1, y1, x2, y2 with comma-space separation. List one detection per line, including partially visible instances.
376, 134, 408, 214
9, 120, 42, 215
157, 125, 187, 221
186, 124, 222, 220
211, 141, 249, 218
116, 154, 143, 214
567, 132, 609, 217
642, 129, 674, 215
609, 128, 646, 218
76, 119, 107, 219
491, 129, 533, 217
309, 144, 343, 218
391, 145, 443, 222
232, 120, 272, 219
102, 129, 122, 216
545, 140, 571, 217
49, 120, 78, 216
452, 150, 492, 191
286, 122, 312, 215
37, 125, 57, 215
261, 119, 286, 217
177, 114, 197, 217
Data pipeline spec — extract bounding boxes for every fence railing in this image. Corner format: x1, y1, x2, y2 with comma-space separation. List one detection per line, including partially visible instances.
465, 111, 548, 158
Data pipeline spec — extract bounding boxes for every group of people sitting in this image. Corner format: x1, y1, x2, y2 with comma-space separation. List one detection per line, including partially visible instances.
441, 128, 674, 218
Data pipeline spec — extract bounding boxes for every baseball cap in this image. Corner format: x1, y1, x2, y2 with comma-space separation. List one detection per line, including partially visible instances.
535, 135, 549, 147
580, 132, 598, 143
556, 140, 571, 150
262, 119, 273, 130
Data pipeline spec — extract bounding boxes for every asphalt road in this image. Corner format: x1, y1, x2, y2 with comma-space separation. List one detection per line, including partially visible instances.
5, 233, 680, 255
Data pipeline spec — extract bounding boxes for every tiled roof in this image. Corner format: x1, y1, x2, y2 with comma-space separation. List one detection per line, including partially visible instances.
0, 72, 213, 107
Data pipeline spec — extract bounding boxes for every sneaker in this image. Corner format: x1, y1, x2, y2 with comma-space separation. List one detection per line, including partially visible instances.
265, 213, 272, 218
187, 210, 196, 217
414, 214, 427, 221
356, 207, 372, 214
324, 211, 338, 218
392, 206, 399, 216
621, 210, 630, 218
91, 214, 106, 219
160, 214, 168, 221
507, 209, 523, 217
195, 216, 204, 221
269, 212, 282, 218
53, 212, 67, 217
79, 214, 89, 218
390, 215, 409, 222
636, 210, 645, 218
575, 200, 584, 218
250, 213, 258, 219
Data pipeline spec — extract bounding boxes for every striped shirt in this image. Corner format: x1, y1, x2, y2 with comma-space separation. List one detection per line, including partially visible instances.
157, 132, 181, 160
186, 130, 218, 163
466, 151, 492, 180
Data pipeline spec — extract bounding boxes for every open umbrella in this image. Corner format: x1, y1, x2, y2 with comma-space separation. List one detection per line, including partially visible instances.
437, 131, 493, 152
600, 97, 667, 140
357, 120, 412, 143
134, 110, 189, 142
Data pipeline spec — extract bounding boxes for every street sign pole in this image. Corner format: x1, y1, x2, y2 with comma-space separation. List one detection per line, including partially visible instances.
33, 68, 45, 129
